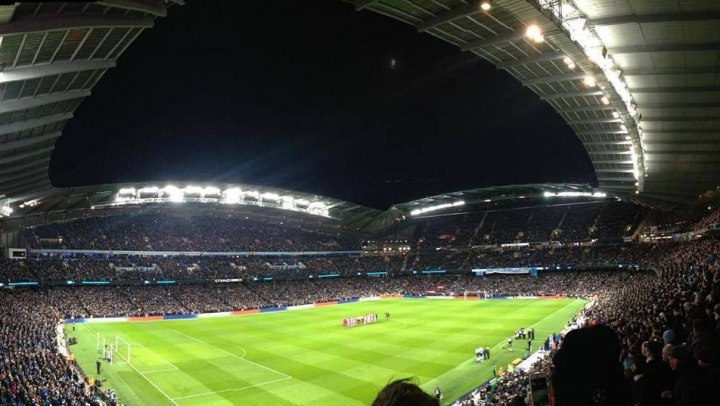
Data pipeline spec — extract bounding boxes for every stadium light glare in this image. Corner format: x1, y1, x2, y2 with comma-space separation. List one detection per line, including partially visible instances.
583, 76, 596, 87
601, 96, 609, 105
223, 188, 242, 204
261, 193, 280, 201
294, 199, 309, 206
138, 187, 159, 194
204, 187, 220, 195
164, 186, 184, 203
563, 57, 572, 65
525, 25, 543, 43
612, 112, 620, 119
118, 188, 136, 195
1, 205, 12, 216
480, 0, 492, 11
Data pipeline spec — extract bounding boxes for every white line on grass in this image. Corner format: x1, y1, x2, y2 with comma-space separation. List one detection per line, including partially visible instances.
126, 338, 180, 372
422, 300, 583, 389
84, 324, 180, 406
143, 367, 181, 374
170, 330, 292, 379
171, 377, 292, 401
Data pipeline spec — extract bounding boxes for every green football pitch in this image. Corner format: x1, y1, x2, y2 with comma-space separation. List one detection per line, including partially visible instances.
69, 298, 585, 405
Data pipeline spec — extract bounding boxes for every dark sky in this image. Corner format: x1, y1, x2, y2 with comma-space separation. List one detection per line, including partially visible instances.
50, 0, 595, 209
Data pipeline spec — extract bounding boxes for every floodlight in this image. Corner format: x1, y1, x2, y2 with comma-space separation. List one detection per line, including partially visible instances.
567, 63, 575, 70
118, 188, 136, 195
261, 193, 280, 201
524, 25, 544, 43
583, 76, 596, 87
184, 186, 204, 195
480, 0, 492, 11
601, 96, 609, 105
204, 187, 220, 195
294, 199, 309, 206
138, 187, 159, 194
563, 57, 572, 65
612, 112, 620, 118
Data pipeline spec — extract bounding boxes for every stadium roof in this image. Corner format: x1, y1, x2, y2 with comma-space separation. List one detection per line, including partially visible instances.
348, 0, 720, 206
0, 1, 181, 204
3, 181, 383, 230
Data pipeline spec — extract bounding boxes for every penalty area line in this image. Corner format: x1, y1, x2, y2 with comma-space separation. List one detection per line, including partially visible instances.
170, 329, 292, 380
171, 377, 292, 401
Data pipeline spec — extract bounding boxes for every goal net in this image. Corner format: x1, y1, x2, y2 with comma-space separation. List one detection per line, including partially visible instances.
463, 290, 489, 300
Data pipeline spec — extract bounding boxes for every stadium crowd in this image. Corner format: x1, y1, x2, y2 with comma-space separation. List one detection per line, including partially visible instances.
4, 213, 720, 404
412, 201, 646, 249
3, 243, 663, 283
24, 214, 360, 252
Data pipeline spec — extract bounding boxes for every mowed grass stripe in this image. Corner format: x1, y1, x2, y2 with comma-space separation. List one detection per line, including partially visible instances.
72, 298, 586, 405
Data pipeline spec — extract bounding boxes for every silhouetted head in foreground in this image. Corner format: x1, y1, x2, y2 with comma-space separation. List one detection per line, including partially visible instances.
372, 378, 440, 406
553, 325, 623, 406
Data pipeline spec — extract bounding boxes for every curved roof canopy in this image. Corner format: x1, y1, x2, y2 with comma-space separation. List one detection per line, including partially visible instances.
0, 1, 181, 203
348, 0, 720, 206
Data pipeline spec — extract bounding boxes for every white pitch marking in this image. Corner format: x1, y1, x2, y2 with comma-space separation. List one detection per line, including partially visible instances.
170, 330, 292, 379
84, 324, 180, 406
171, 377, 292, 401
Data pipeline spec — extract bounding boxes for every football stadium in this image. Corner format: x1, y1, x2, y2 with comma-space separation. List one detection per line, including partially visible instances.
0, 1, 720, 406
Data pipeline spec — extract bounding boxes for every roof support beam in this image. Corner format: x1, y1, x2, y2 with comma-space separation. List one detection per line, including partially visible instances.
0, 14, 153, 35
641, 129, 720, 135
0, 147, 54, 166
98, 0, 167, 17
597, 176, 636, 182
580, 130, 629, 136
540, 90, 604, 100
610, 43, 720, 54
557, 105, 614, 113
583, 140, 632, 146
0, 131, 62, 152
0, 113, 73, 136
638, 102, 720, 109
0, 60, 115, 84
0, 166, 47, 184
0, 158, 50, 177
0, 90, 89, 114
497, 52, 566, 69
640, 117, 720, 122
418, 3, 480, 32
595, 168, 635, 173
524, 72, 586, 86
592, 160, 634, 164
1, 182, 51, 200
589, 12, 720, 27
623, 67, 720, 76
0, 173, 48, 191
568, 118, 623, 124
461, 30, 524, 51
355, 0, 381, 11
631, 86, 720, 93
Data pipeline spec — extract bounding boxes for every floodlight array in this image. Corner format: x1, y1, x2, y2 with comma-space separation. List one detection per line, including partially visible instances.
114, 185, 330, 217
537, 2, 645, 190
410, 200, 464, 216
543, 191, 607, 198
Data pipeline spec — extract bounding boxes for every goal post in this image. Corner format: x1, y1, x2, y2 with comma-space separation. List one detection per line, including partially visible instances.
463, 290, 488, 300
114, 335, 131, 364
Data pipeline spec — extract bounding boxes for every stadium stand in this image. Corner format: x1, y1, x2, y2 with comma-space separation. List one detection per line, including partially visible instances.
407, 201, 647, 249
3, 230, 720, 404
24, 214, 361, 252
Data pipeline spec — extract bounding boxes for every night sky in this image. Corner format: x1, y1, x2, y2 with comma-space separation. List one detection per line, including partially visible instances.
49, 0, 595, 209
